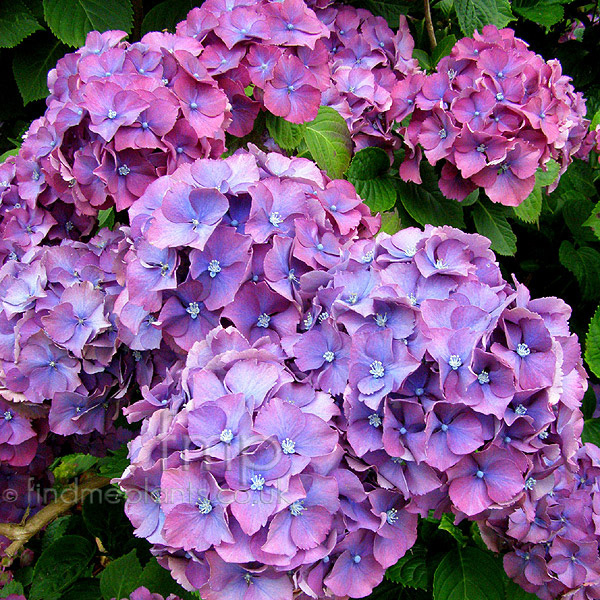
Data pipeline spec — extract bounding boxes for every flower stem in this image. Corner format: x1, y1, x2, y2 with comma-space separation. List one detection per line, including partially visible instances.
424, 0, 437, 51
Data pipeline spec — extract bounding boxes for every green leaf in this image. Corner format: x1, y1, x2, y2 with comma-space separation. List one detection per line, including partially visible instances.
536, 159, 560, 188
347, 147, 396, 213
52, 453, 99, 483
362, 0, 411, 28
379, 210, 401, 235
347, 147, 390, 180
43, 0, 133, 47
354, 179, 397, 213
386, 546, 428, 589
472, 202, 517, 256
438, 513, 468, 547
303, 106, 352, 180
13, 37, 67, 104
0, 1, 43, 48
99, 550, 142, 600
0, 581, 25, 598
41, 515, 73, 550
583, 419, 600, 446
29, 536, 95, 600
433, 547, 505, 600
98, 208, 115, 231
513, 186, 542, 224
461, 189, 480, 207
141, 0, 195, 34
60, 579, 102, 600
83, 486, 140, 559
513, 0, 565, 28
396, 165, 464, 229
138, 558, 196, 600
265, 112, 306, 151
504, 577, 541, 600
454, 0, 514, 36
431, 35, 457, 66
0, 148, 20, 163
592, 108, 600, 130
413, 49, 431, 71
563, 195, 596, 243
585, 304, 600, 379
583, 201, 600, 242
514, 160, 559, 224
554, 159, 596, 199
96, 444, 129, 478
559, 241, 600, 300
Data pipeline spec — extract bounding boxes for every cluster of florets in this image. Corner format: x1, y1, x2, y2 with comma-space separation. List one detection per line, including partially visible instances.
0, 0, 416, 230
289, 225, 588, 516
119, 327, 419, 600
396, 25, 590, 206
112, 588, 182, 600
114, 147, 377, 375
179, 0, 417, 149
0, 228, 134, 464
283, 224, 598, 597
475, 444, 600, 600
119, 219, 595, 599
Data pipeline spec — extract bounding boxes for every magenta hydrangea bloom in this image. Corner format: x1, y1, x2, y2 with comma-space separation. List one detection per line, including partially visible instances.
396, 25, 591, 205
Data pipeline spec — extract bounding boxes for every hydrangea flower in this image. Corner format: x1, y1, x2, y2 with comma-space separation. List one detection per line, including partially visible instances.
396, 25, 591, 205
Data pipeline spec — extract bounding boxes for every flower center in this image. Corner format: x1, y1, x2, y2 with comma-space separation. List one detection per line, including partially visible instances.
256, 313, 271, 328
353, 555, 362, 564
441, 423, 449, 432
48, 360, 57, 369
190, 102, 198, 110
3, 411, 13, 421
477, 370, 490, 384
448, 355, 462, 370
269, 211, 284, 227
347, 292, 358, 304
476, 470, 484, 479
375, 313, 388, 327
207, 259, 221, 278
186, 302, 200, 319
476, 144, 487, 153
434, 258, 447, 269
149, 489, 161, 503
361, 249, 375, 263
439, 128, 448, 139
525, 477, 536, 490
220, 428, 234, 444
250, 474, 265, 491
386, 508, 398, 524
369, 360, 385, 379
289, 500, 305, 516
196, 497, 213, 514
516, 343, 530, 357
107, 109, 117, 119
281, 437, 296, 454
368, 413, 382, 428
322, 351, 335, 363
515, 404, 527, 415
